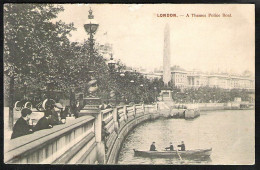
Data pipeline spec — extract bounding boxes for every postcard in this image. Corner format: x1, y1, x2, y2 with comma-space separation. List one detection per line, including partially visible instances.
4, 4, 255, 165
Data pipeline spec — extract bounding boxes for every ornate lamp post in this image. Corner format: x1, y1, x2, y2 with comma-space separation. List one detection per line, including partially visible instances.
84, 8, 99, 58
108, 54, 128, 105
139, 84, 144, 103
108, 53, 116, 72
154, 87, 157, 102
108, 54, 116, 106
83, 8, 101, 106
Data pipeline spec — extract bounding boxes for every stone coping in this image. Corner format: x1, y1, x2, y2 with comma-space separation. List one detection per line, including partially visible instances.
5, 116, 95, 163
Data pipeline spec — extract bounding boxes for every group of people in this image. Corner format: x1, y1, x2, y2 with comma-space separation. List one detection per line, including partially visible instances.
11, 104, 70, 139
150, 141, 186, 151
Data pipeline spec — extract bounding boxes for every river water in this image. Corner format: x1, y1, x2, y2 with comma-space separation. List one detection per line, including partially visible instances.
117, 110, 254, 165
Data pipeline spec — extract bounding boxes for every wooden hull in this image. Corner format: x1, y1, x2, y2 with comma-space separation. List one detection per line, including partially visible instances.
134, 148, 212, 158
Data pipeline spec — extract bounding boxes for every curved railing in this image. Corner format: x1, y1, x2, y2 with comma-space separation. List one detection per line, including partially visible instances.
102, 104, 159, 163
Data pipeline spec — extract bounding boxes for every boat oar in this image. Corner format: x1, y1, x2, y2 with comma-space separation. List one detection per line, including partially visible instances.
165, 148, 185, 164
176, 150, 184, 164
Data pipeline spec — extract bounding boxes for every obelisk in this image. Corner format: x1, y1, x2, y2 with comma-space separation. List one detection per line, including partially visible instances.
161, 23, 173, 102
163, 23, 171, 86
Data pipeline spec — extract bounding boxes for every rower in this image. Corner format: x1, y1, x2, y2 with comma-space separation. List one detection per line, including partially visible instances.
150, 142, 157, 151
165, 142, 174, 151
177, 141, 186, 151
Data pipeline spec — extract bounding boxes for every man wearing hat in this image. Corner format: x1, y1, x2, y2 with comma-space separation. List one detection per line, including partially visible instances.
11, 108, 33, 139
165, 142, 174, 151
177, 141, 186, 151
150, 142, 157, 151
34, 110, 53, 131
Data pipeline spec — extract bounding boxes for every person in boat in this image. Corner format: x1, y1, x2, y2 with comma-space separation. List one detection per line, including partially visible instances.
150, 142, 157, 151
177, 141, 186, 151
165, 142, 174, 151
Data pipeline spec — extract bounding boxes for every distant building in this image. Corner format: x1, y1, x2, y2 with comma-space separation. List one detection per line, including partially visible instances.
187, 71, 208, 88
188, 72, 254, 90
142, 72, 163, 80
171, 66, 188, 89
144, 66, 254, 90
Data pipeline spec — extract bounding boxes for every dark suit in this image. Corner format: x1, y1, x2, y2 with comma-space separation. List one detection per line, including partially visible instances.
34, 117, 52, 131
49, 109, 59, 126
60, 110, 68, 119
165, 145, 174, 151
11, 117, 33, 139
178, 144, 186, 151
150, 144, 156, 151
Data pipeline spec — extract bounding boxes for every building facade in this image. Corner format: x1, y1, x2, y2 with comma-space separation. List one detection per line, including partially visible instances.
142, 72, 163, 80
171, 70, 188, 89
187, 73, 254, 90
140, 69, 255, 90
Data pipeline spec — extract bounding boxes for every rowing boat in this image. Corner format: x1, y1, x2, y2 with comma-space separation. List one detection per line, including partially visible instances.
133, 148, 212, 158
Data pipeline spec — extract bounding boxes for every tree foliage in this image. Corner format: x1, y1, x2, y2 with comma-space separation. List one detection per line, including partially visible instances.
4, 4, 76, 99
4, 4, 162, 105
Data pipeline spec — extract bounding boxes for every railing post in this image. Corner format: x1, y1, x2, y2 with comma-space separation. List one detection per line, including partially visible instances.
93, 109, 105, 164
142, 104, 145, 114
94, 110, 102, 143
112, 107, 119, 134
133, 105, 136, 117
123, 105, 127, 121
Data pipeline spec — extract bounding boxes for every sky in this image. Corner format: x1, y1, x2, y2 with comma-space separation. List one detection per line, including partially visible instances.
56, 4, 255, 75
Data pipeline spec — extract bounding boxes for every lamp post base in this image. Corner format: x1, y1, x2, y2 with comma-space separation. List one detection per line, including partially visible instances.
109, 98, 117, 107
80, 97, 101, 115
160, 90, 173, 101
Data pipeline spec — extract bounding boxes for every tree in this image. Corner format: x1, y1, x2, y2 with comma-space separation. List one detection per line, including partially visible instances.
4, 4, 75, 129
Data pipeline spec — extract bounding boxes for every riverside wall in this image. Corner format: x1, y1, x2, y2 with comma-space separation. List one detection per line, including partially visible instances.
168, 102, 253, 119
105, 104, 160, 164
185, 102, 245, 111
4, 103, 160, 164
